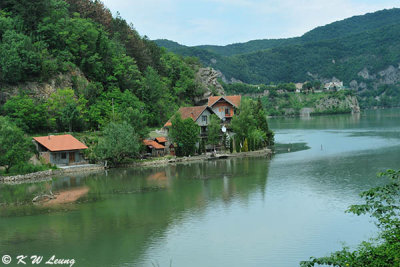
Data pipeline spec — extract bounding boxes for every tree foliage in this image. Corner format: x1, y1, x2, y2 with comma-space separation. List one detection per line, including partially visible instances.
207, 114, 221, 148
231, 98, 274, 149
2, 94, 48, 133
95, 122, 140, 165
0, 117, 34, 173
169, 113, 199, 157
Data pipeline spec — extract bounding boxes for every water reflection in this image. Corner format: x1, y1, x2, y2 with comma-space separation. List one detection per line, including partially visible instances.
0, 157, 270, 266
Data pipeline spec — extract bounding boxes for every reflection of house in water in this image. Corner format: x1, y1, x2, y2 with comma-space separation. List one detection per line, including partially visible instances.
146, 171, 169, 188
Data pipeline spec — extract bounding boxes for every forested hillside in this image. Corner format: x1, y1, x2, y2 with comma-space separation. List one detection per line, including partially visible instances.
158, 8, 400, 58
0, 0, 204, 134
155, 8, 400, 108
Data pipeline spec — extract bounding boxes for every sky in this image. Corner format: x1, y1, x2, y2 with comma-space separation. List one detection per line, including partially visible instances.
102, 0, 398, 46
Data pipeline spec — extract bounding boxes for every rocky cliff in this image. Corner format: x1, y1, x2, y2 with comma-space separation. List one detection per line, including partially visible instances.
194, 67, 225, 104
0, 69, 88, 104
313, 95, 360, 114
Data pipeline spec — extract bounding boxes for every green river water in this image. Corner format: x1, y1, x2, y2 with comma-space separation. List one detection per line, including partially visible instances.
1, 109, 400, 267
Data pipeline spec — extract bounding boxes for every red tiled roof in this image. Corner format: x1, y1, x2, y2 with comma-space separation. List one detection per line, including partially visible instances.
164, 106, 208, 127
143, 139, 165, 150
208, 95, 241, 108
33, 134, 88, 152
155, 137, 167, 143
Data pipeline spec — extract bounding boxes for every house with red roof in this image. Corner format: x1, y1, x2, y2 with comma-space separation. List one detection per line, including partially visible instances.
207, 95, 241, 123
163, 95, 241, 137
33, 134, 88, 166
164, 105, 214, 136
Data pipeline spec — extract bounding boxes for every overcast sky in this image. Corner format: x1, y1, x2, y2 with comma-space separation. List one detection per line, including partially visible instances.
102, 0, 398, 46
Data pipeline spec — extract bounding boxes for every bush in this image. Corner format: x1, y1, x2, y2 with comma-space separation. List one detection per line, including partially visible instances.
3, 163, 51, 176
235, 137, 241, 153
241, 138, 249, 152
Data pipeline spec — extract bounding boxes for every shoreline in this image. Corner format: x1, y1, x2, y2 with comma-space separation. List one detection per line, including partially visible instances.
0, 164, 104, 184
0, 149, 272, 184
119, 148, 272, 168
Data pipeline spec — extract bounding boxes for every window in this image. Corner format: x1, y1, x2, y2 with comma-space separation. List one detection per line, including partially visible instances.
61, 152, 67, 159
225, 108, 230, 115
202, 115, 207, 123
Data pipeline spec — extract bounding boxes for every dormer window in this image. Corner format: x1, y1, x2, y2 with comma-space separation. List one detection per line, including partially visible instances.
225, 108, 230, 116
202, 115, 208, 123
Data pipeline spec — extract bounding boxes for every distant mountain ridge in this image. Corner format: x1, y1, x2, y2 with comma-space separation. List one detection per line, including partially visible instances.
155, 8, 400, 108
155, 8, 400, 82
156, 8, 400, 57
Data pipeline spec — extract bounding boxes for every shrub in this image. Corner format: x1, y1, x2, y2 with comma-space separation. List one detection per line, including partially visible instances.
242, 138, 249, 152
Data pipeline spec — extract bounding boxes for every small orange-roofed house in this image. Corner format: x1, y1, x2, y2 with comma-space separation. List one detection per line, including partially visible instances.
33, 134, 88, 166
155, 137, 167, 146
143, 139, 165, 157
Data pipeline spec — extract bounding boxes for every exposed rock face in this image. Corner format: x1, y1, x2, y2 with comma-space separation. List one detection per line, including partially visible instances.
358, 68, 376, 80
377, 65, 400, 85
352, 64, 400, 92
194, 67, 225, 104
315, 95, 360, 113
0, 70, 88, 104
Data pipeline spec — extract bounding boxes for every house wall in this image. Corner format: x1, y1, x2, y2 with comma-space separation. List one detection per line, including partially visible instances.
211, 102, 234, 120
50, 150, 83, 165
195, 109, 213, 126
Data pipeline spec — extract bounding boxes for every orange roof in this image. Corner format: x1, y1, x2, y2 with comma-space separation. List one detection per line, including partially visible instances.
143, 139, 165, 150
155, 137, 167, 143
33, 134, 88, 152
208, 95, 241, 108
164, 106, 208, 127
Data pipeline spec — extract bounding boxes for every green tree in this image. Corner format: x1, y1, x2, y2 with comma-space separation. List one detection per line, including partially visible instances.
231, 98, 257, 143
0, 117, 34, 173
139, 67, 176, 126
235, 136, 241, 153
0, 30, 42, 83
254, 98, 274, 146
95, 122, 140, 166
3, 94, 48, 133
169, 113, 199, 157
46, 88, 87, 131
241, 138, 249, 152
200, 138, 206, 154
207, 114, 221, 150
301, 169, 400, 267
229, 137, 233, 153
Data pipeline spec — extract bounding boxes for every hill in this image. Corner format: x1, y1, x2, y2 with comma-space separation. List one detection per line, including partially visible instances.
155, 8, 400, 108
0, 0, 217, 135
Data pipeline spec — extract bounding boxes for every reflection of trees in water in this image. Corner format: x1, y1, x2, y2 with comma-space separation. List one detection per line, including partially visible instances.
0, 158, 271, 266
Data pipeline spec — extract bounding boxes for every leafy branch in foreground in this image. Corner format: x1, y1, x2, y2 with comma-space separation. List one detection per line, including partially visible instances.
301, 169, 400, 267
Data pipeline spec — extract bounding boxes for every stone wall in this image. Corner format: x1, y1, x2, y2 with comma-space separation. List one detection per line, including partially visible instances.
0, 165, 104, 183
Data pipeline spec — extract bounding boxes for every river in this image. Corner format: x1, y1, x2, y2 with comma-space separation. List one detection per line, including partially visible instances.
1, 109, 400, 267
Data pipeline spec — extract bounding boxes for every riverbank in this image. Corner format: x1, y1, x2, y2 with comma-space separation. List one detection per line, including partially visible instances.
0, 164, 104, 184
120, 148, 272, 168
0, 149, 272, 184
